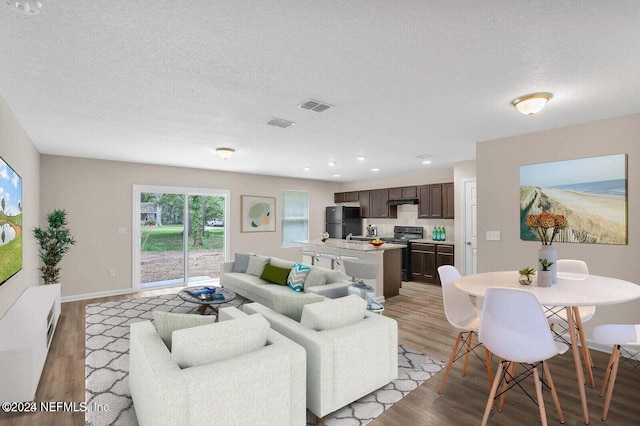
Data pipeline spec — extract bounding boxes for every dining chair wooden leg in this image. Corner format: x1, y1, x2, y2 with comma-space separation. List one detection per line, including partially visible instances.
573, 307, 595, 385
542, 360, 564, 424
566, 307, 590, 424
498, 361, 515, 412
532, 365, 549, 426
602, 345, 621, 421
462, 332, 474, 377
438, 332, 463, 393
481, 361, 505, 426
485, 348, 494, 388
599, 346, 617, 396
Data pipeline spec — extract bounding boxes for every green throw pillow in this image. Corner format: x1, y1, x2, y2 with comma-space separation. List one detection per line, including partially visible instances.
260, 264, 291, 285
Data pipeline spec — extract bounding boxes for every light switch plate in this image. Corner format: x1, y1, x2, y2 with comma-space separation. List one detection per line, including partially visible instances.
486, 231, 501, 241
117, 227, 126, 235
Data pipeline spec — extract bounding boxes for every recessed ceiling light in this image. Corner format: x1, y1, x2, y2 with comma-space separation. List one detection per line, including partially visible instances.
303, 167, 310, 172
332, 174, 340, 178
328, 161, 336, 167
357, 156, 365, 161
422, 160, 432, 164
371, 168, 380, 172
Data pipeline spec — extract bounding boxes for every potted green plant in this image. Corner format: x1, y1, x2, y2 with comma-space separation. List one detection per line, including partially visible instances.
518, 267, 536, 285
33, 209, 76, 285
538, 258, 554, 287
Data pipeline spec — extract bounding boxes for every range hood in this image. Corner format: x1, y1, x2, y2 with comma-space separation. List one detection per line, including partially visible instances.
386, 198, 419, 206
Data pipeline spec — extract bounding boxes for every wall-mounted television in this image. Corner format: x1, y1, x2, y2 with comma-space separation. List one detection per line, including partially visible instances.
0, 156, 22, 286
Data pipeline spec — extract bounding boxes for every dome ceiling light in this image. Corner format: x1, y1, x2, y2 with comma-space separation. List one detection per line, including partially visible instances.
512, 92, 553, 115
216, 147, 235, 159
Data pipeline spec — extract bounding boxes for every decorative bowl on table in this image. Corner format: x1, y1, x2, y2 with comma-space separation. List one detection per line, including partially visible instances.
370, 240, 384, 247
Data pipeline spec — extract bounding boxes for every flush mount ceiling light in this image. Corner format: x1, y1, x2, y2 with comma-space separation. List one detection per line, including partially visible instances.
328, 161, 336, 167
357, 156, 366, 161
512, 92, 553, 115
6, 0, 41, 14
216, 147, 235, 159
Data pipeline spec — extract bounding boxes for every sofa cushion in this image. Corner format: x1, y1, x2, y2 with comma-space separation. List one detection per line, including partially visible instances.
287, 263, 311, 292
171, 313, 270, 369
246, 255, 270, 277
303, 267, 327, 288
231, 253, 251, 273
260, 264, 291, 285
273, 293, 325, 322
152, 311, 217, 350
269, 257, 298, 270
300, 295, 367, 331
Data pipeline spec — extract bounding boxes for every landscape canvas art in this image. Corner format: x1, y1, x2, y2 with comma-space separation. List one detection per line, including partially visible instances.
520, 154, 627, 245
0, 157, 23, 285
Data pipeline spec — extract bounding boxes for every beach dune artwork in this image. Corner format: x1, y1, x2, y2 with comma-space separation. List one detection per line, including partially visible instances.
520, 154, 627, 245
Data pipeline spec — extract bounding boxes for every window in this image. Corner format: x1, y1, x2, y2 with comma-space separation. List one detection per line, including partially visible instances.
281, 190, 309, 246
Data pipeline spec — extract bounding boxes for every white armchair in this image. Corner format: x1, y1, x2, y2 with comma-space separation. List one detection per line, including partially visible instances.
244, 295, 398, 423
129, 307, 306, 426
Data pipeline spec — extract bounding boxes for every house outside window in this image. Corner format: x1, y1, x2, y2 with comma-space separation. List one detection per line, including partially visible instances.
281, 190, 309, 247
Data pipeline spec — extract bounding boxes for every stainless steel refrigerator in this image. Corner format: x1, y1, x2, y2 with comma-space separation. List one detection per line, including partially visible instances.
325, 206, 362, 239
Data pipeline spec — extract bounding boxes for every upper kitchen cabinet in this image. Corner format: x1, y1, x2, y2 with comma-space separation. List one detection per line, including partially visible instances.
359, 190, 370, 217
418, 183, 454, 219
388, 186, 417, 200
334, 191, 359, 203
369, 189, 397, 219
443, 182, 454, 219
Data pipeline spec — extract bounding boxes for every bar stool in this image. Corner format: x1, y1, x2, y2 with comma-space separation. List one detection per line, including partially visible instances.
343, 259, 377, 309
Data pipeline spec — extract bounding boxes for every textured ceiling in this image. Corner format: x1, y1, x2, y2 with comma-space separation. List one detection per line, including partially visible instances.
1, 1, 639, 182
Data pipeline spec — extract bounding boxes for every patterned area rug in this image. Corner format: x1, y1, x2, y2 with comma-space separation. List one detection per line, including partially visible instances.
85, 293, 444, 426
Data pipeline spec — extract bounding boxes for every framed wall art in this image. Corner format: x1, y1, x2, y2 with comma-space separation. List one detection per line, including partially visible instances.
520, 154, 627, 245
241, 195, 276, 232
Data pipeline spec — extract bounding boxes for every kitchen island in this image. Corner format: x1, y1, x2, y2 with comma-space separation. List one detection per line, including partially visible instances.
300, 239, 404, 300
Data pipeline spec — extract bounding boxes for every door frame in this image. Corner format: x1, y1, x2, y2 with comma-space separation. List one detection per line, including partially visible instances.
132, 185, 231, 292
462, 179, 477, 276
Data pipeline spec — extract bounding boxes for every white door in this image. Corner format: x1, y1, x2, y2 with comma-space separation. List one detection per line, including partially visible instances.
463, 180, 477, 275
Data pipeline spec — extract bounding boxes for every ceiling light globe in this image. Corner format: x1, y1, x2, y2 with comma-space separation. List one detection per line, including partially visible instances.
512, 92, 553, 115
216, 147, 235, 159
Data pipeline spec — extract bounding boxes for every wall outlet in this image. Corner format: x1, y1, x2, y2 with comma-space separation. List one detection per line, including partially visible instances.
108, 270, 116, 278
486, 231, 501, 241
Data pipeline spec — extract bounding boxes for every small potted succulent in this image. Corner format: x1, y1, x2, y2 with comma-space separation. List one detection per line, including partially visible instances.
538, 258, 554, 287
518, 267, 536, 285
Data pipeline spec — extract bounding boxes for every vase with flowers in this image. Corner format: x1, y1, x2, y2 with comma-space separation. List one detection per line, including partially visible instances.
525, 211, 567, 284
319, 232, 330, 242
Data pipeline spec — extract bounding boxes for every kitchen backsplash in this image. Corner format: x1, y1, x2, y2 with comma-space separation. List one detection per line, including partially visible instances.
361, 204, 454, 238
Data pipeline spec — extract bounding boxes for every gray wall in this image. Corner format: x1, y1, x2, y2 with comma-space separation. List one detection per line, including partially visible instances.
477, 113, 640, 334
0, 96, 40, 318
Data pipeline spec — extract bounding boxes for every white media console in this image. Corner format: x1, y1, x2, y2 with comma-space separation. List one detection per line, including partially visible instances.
0, 284, 61, 402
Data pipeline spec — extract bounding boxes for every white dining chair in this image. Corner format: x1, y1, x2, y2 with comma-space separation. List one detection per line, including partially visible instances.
545, 259, 595, 371
591, 323, 640, 421
479, 288, 567, 426
437, 265, 493, 394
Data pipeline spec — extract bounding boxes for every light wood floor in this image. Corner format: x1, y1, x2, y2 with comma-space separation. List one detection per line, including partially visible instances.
1, 282, 639, 425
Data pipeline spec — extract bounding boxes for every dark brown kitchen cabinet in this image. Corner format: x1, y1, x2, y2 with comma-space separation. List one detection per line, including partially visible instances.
411, 243, 436, 283
418, 184, 442, 218
443, 182, 454, 219
369, 189, 397, 219
389, 186, 417, 200
411, 243, 454, 284
333, 191, 359, 203
359, 190, 370, 217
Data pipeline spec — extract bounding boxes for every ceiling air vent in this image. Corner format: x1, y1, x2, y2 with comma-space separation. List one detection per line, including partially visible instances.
266, 117, 296, 129
298, 99, 333, 113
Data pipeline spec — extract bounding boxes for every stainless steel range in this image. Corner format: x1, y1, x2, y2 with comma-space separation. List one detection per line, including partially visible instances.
381, 226, 424, 281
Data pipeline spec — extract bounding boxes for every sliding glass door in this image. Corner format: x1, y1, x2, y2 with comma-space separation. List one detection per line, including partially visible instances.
133, 186, 229, 290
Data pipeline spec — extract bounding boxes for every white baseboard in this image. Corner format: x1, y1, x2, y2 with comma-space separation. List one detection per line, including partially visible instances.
61, 288, 135, 303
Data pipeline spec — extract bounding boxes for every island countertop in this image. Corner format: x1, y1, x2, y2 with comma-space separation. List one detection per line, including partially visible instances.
300, 239, 405, 252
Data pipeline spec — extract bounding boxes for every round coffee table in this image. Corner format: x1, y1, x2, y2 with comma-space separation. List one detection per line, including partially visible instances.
178, 286, 236, 315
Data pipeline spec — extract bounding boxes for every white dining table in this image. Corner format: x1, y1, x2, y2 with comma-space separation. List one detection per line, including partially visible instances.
455, 270, 640, 425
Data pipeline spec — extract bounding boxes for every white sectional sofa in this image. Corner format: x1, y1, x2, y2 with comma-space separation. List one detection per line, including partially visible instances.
129, 307, 306, 426
220, 255, 352, 309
